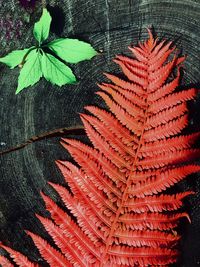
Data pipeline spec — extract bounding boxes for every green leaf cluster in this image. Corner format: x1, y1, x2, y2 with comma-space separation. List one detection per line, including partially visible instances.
0, 8, 97, 94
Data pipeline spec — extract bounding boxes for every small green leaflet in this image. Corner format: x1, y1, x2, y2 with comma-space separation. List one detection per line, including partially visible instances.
0, 8, 97, 94
33, 8, 52, 44
42, 53, 76, 86
0, 48, 31, 69
48, 38, 98, 64
16, 49, 42, 94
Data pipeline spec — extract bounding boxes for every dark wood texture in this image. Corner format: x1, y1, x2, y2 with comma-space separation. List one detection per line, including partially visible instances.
0, 0, 200, 266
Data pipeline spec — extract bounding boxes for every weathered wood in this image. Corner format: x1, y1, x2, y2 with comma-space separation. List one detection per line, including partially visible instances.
0, 0, 200, 266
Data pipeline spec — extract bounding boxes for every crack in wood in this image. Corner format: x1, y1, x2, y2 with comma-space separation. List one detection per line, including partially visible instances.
0, 125, 85, 156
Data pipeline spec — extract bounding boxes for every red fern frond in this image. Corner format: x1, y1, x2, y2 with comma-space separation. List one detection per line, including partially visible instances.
0, 244, 38, 267
1, 30, 199, 266
26, 231, 72, 267
0, 255, 14, 267
124, 192, 194, 213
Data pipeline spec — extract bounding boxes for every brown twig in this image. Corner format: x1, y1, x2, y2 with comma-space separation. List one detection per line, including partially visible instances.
0, 126, 85, 156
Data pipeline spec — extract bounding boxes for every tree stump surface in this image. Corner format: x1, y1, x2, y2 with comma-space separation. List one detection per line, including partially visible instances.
0, 0, 200, 266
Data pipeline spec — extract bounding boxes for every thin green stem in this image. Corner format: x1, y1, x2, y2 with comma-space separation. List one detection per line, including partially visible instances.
19, 47, 36, 68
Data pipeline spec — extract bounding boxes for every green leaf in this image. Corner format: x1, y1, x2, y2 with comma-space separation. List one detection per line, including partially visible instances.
0, 7, 98, 94
33, 8, 52, 44
47, 38, 97, 63
41, 53, 76, 86
0, 48, 32, 69
16, 49, 42, 94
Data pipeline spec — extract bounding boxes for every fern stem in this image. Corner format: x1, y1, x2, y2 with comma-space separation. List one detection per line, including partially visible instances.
99, 63, 151, 266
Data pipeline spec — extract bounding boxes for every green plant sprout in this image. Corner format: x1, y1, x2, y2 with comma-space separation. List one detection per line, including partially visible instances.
0, 8, 97, 94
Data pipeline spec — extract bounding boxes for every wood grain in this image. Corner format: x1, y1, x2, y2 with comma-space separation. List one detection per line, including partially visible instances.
0, 0, 200, 266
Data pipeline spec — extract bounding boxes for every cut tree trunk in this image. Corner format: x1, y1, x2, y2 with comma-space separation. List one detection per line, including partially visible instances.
0, 0, 200, 266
